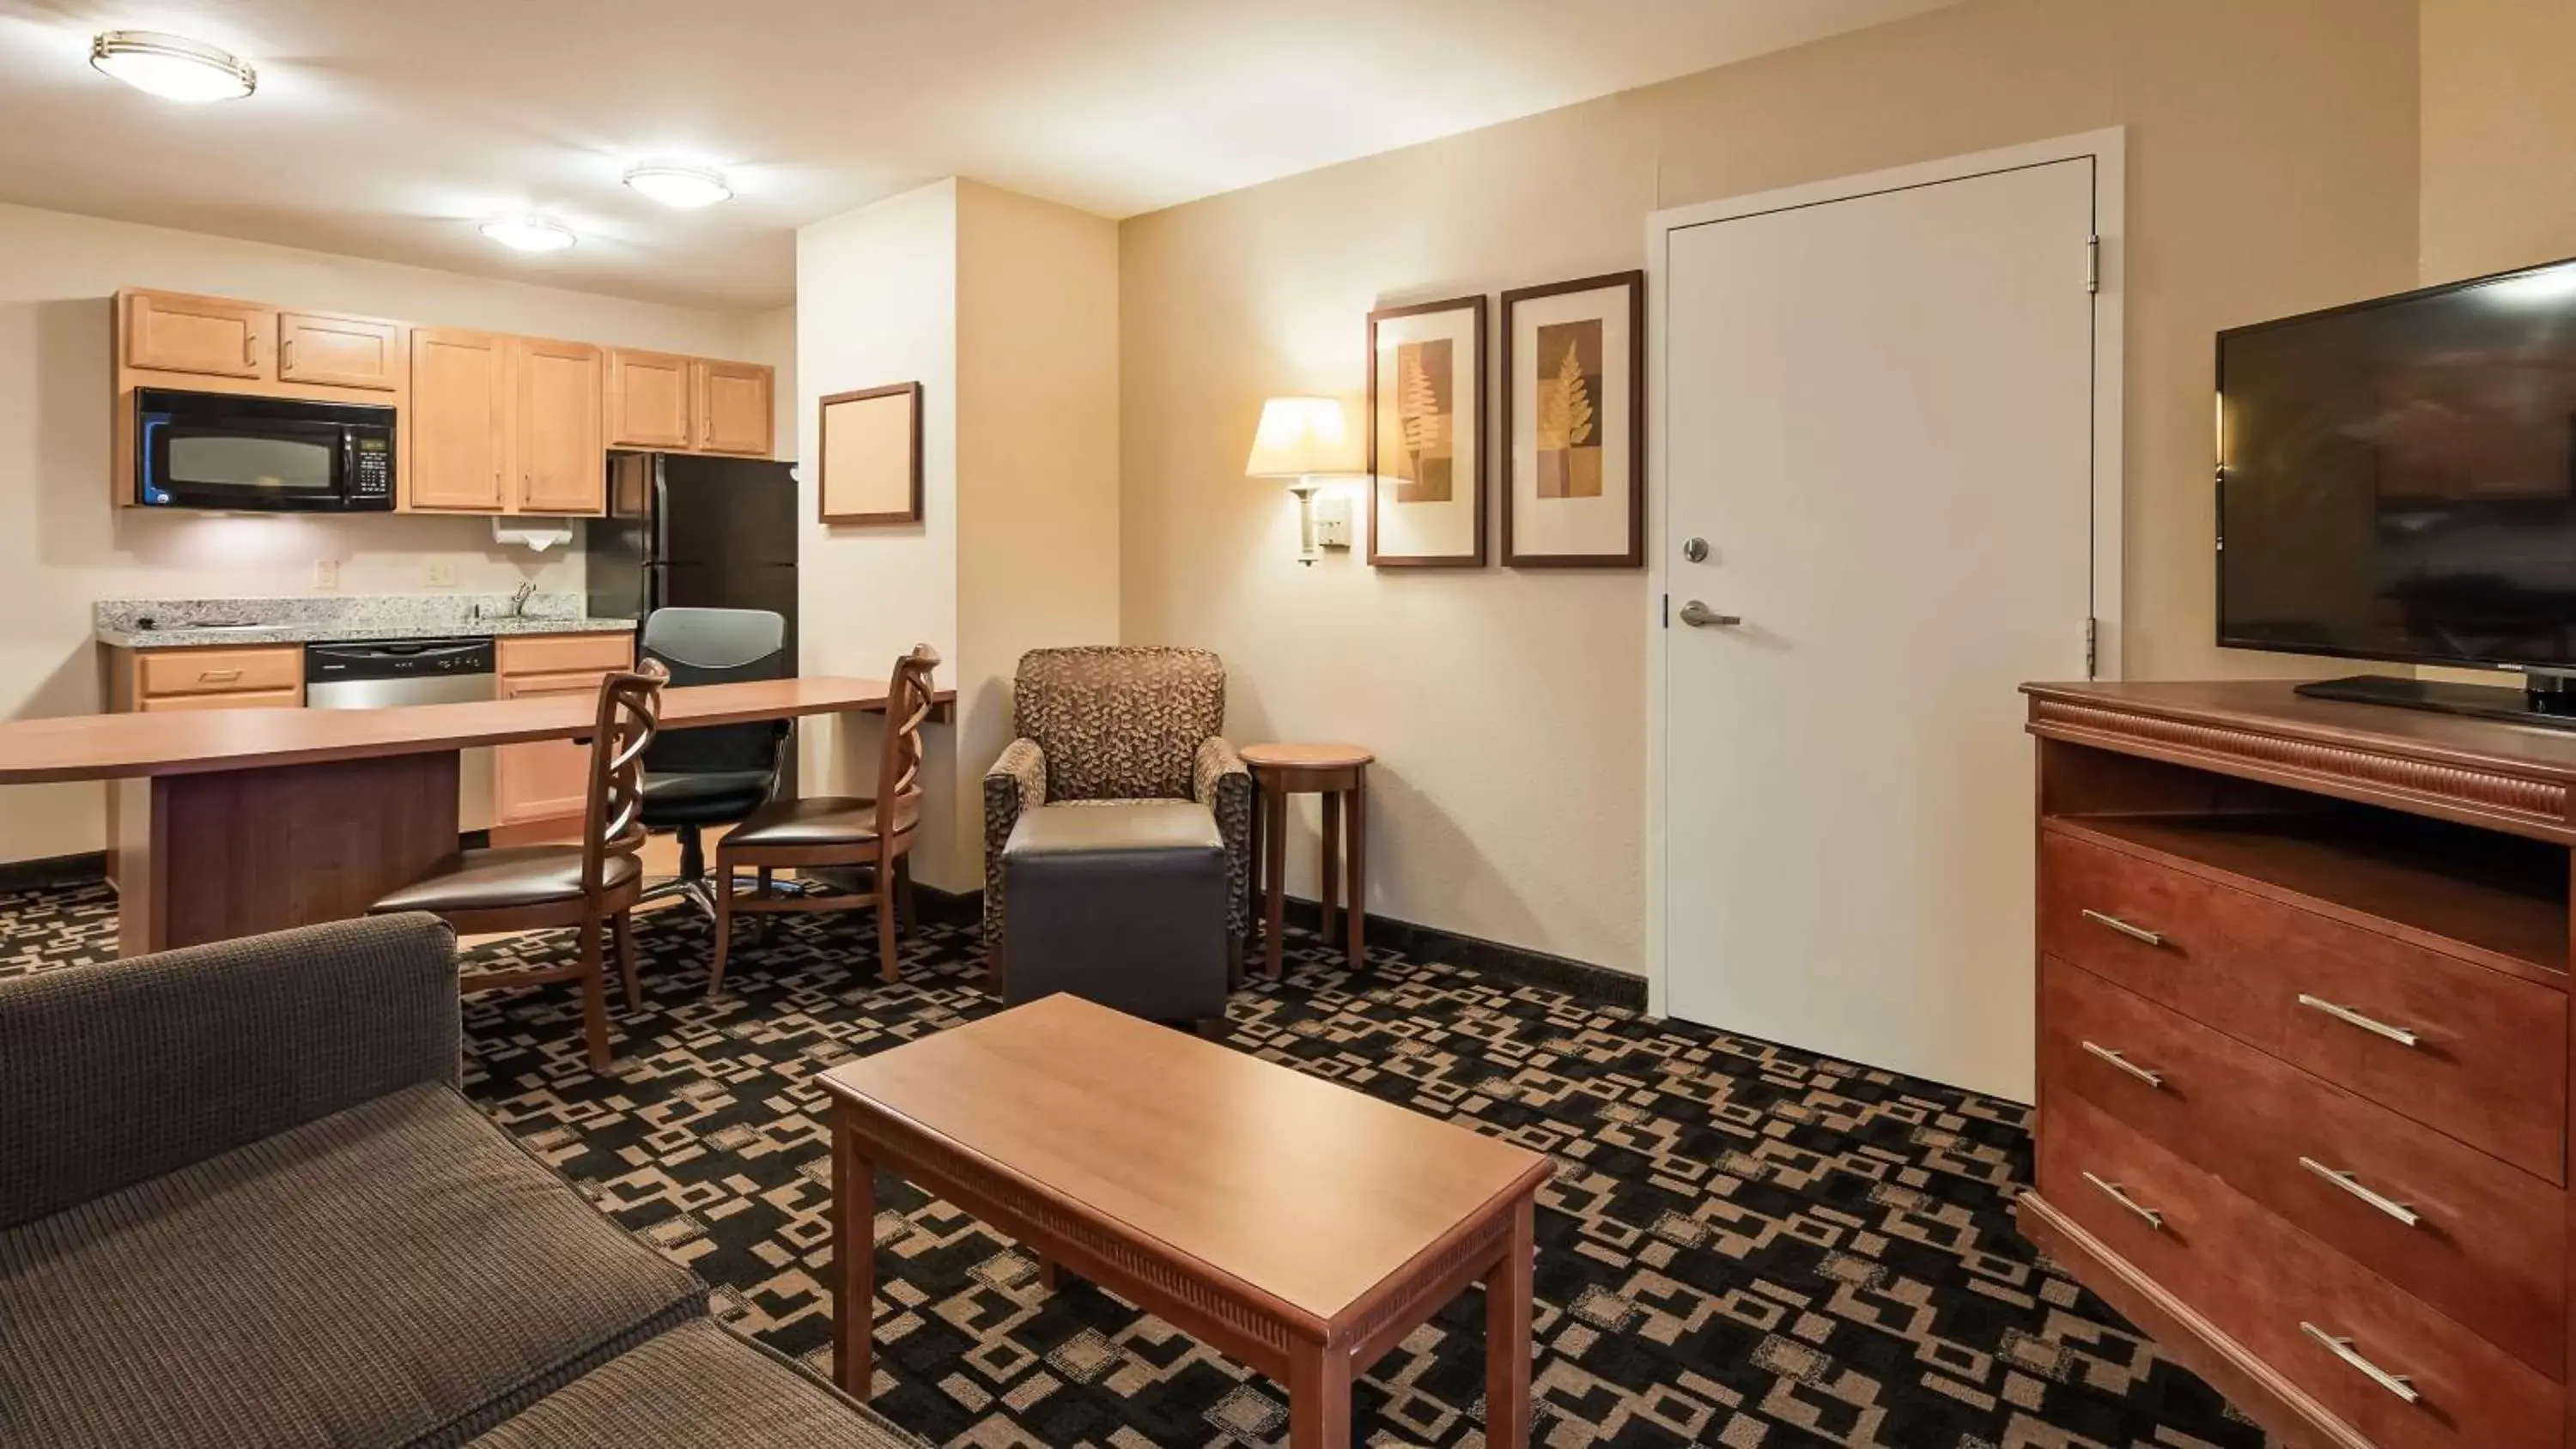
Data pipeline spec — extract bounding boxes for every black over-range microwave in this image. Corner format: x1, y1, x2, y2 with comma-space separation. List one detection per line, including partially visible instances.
134, 387, 395, 512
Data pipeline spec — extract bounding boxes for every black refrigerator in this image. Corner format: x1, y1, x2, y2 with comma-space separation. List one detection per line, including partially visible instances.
582, 452, 799, 666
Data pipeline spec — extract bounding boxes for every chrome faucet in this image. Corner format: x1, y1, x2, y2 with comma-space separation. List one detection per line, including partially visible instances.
508, 581, 537, 617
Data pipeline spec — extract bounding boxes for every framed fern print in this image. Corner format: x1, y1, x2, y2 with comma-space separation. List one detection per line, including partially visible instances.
1366, 294, 1487, 567
1500, 272, 1643, 567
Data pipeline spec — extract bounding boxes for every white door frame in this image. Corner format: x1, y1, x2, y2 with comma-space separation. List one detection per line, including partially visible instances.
1641, 128, 2127, 1020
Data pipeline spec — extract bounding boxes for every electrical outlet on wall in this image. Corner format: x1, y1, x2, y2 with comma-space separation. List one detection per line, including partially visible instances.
423, 558, 456, 588
312, 559, 340, 591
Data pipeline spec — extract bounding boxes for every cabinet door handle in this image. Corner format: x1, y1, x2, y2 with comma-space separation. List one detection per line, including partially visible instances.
2300, 1322, 2421, 1404
198, 669, 243, 682
283, 336, 296, 371
243, 333, 257, 367
2080, 1171, 2165, 1230
2081, 908, 2165, 948
2298, 1157, 2422, 1228
2080, 1040, 2165, 1088
2297, 994, 2420, 1049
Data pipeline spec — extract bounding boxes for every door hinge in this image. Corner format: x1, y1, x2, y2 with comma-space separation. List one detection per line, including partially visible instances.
2086, 236, 2102, 294
2085, 615, 2100, 677
1661, 592, 1670, 628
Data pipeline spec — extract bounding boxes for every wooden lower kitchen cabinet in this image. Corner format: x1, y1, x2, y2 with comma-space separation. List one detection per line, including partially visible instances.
107, 643, 306, 712
2020, 681, 2576, 1449
490, 633, 635, 837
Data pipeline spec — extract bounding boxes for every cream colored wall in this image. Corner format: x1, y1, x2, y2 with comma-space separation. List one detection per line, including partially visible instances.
0, 199, 771, 865
954, 180, 1123, 868
2420, 0, 2576, 283
794, 181, 969, 888
793, 179, 1121, 894
1118, 0, 2421, 973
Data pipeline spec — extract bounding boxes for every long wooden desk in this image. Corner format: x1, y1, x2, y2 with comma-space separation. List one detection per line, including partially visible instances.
0, 677, 951, 957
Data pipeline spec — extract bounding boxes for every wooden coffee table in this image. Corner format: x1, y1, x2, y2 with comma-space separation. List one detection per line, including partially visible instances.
820, 994, 1552, 1448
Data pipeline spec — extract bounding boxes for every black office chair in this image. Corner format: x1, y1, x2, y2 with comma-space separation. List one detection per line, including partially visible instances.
638, 607, 790, 917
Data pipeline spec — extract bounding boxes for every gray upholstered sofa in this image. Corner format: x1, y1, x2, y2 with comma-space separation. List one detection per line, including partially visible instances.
0, 913, 920, 1449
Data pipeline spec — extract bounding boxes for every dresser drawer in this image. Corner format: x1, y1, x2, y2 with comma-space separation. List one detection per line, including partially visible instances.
2039, 828, 2567, 1180
2042, 955, 2564, 1374
496, 632, 632, 677
2040, 1091, 2561, 1449
136, 645, 302, 698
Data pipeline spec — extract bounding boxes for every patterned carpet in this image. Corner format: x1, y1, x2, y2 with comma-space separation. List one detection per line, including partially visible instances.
0, 879, 2263, 1448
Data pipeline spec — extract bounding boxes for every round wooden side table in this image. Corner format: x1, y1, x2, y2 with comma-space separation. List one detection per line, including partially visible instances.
1240, 743, 1374, 979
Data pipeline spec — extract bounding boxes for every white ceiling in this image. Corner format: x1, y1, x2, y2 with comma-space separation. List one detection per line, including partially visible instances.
0, 0, 1956, 312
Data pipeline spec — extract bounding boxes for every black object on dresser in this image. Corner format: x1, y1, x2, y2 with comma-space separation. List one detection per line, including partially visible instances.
2021, 679, 2575, 1449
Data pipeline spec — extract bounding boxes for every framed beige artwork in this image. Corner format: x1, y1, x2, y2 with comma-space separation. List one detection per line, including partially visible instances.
1366, 294, 1486, 567
1500, 271, 1643, 567
819, 382, 923, 524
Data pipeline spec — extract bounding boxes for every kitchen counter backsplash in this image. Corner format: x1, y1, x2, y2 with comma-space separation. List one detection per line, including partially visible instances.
94, 594, 638, 649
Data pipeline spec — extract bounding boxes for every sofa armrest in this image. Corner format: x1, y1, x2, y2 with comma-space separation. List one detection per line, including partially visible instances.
1193, 736, 1254, 938
982, 737, 1048, 945
0, 912, 461, 1230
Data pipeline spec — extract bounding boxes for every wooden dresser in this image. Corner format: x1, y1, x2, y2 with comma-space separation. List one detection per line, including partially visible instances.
2021, 681, 2576, 1448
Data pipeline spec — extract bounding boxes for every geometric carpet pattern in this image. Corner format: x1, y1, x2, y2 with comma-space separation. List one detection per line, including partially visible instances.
0, 879, 2265, 1448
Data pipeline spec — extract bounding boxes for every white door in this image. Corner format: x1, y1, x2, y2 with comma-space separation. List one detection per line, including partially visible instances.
1661, 156, 2101, 1100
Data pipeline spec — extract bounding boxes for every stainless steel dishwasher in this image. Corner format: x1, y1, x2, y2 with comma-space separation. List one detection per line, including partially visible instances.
305, 639, 498, 830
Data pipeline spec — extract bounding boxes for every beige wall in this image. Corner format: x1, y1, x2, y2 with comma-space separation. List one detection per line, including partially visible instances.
2420, 0, 2576, 283
1118, 0, 2422, 973
0, 200, 770, 864
955, 180, 1123, 870
793, 179, 1122, 892
796, 181, 968, 885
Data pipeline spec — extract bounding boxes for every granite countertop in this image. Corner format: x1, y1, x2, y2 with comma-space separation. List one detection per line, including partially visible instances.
94, 594, 640, 650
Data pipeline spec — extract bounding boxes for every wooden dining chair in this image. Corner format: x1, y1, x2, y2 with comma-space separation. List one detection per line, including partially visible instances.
370, 660, 667, 1070
706, 645, 937, 996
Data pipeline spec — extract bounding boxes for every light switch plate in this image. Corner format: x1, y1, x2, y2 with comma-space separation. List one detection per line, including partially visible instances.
423, 558, 456, 587
1311, 497, 1352, 549
312, 559, 339, 591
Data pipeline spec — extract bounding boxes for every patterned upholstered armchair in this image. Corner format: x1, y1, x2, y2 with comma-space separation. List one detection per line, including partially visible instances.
981, 646, 1252, 949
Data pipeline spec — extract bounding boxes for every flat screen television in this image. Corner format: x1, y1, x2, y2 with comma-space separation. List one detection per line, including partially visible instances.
2218, 257, 2576, 714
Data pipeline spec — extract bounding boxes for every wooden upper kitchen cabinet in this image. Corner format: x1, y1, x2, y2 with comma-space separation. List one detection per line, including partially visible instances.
276, 312, 403, 391
515, 338, 605, 514
410, 330, 609, 516
407, 327, 512, 512
607, 349, 695, 450
123, 290, 275, 379
608, 348, 775, 457
696, 359, 775, 456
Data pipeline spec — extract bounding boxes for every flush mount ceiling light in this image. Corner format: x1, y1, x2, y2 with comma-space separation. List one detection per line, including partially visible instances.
623, 164, 732, 209
479, 215, 577, 252
89, 30, 257, 102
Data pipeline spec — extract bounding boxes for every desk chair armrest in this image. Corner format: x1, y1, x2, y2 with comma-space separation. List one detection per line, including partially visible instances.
0, 912, 461, 1230
982, 738, 1048, 945
1194, 737, 1253, 939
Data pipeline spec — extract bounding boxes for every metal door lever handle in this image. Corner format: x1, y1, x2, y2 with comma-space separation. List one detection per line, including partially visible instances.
1677, 601, 1741, 628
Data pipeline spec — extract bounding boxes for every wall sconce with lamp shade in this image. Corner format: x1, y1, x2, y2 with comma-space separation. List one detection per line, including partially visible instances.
1245, 396, 1358, 565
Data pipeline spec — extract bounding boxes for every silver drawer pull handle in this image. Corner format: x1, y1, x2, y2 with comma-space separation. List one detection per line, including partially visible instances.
2297, 994, 2421, 1049
2298, 1157, 2422, 1228
2080, 1171, 2164, 1230
2081, 908, 2165, 948
2080, 1040, 2166, 1089
2300, 1322, 2421, 1404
